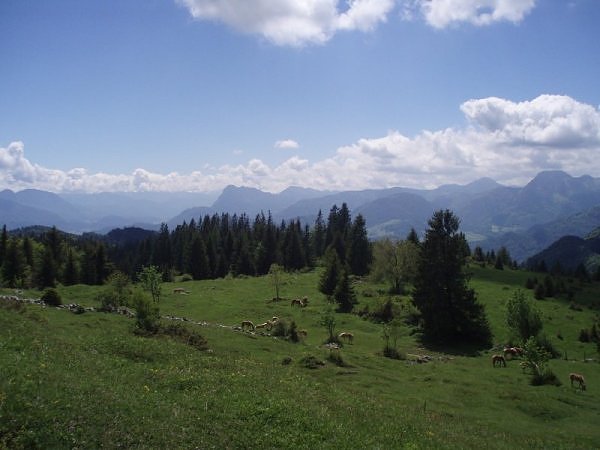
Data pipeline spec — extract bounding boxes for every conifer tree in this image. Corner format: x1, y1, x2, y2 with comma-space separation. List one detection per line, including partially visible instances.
333, 269, 356, 313
347, 214, 371, 276
319, 247, 342, 298
412, 210, 491, 345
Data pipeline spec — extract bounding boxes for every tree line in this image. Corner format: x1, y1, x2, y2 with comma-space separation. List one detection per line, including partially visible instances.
0, 203, 372, 289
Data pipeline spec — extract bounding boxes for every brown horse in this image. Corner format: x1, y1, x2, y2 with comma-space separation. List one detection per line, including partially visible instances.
492, 354, 506, 367
569, 373, 586, 390
291, 298, 306, 307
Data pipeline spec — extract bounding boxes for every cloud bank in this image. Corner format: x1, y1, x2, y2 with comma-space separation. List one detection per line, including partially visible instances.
275, 139, 300, 149
177, 0, 537, 46
2, 95, 599, 193
177, 0, 394, 46
402, 0, 537, 28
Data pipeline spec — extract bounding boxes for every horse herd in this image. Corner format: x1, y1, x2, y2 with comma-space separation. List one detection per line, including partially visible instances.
239, 296, 354, 344
492, 346, 587, 391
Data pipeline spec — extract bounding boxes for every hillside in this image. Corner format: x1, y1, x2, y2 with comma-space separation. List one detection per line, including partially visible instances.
1, 268, 599, 448
525, 232, 600, 273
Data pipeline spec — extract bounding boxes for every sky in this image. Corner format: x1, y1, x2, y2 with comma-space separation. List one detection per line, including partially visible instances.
1, 0, 600, 194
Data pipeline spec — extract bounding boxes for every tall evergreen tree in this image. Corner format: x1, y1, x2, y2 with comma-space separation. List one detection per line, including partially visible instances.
187, 235, 211, 280
36, 245, 57, 288
412, 210, 491, 345
347, 214, 371, 276
0, 225, 8, 268
333, 268, 357, 313
62, 247, 80, 286
1, 238, 26, 287
319, 247, 342, 298
312, 209, 326, 259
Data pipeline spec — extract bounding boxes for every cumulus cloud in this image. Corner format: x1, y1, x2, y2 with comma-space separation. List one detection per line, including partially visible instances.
402, 0, 537, 28
274, 139, 300, 149
177, 0, 394, 46
2, 95, 600, 193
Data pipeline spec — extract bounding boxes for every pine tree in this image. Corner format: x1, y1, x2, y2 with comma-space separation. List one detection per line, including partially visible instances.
312, 209, 326, 259
187, 236, 210, 280
36, 245, 57, 288
62, 247, 80, 286
0, 225, 8, 268
333, 269, 356, 313
319, 248, 341, 297
1, 238, 26, 287
412, 210, 491, 345
347, 214, 371, 276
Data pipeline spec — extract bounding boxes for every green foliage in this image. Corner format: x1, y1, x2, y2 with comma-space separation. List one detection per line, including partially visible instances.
269, 263, 284, 301
319, 248, 341, 297
347, 214, 372, 276
534, 282, 545, 300
506, 289, 543, 344
521, 337, 561, 386
382, 320, 405, 360
131, 289, 160, 333
159, 323, 208, 351
138, 265, 162, 303
320, 304, 337, 343
371, 238, 419, 295
412, 210, 491, 346
97, 271, 131, 311
41, 288, 61, 306
333, 269, 356, 313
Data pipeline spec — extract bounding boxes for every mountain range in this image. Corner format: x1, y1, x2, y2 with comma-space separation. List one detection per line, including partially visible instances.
1, 170, 599, 263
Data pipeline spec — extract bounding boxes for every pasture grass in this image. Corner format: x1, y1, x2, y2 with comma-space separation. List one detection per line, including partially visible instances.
1, 266, 600, 449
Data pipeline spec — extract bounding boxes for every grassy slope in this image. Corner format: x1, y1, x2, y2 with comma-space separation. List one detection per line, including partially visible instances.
1, 267, 599, 449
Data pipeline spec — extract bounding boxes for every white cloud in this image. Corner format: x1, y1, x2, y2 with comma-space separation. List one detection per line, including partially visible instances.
176, 0, 394, 46
274, 139, 300, 149
402, 0, 537, 28
2, 95, 600, 194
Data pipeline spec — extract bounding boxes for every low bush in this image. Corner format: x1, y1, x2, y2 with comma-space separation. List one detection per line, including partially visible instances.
299, 355, 325, 369
41, 288, 61, 306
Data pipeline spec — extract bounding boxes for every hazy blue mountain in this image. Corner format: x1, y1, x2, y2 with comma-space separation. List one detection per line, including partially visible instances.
167, 206, 213, 229
356, 193, 434, 240
525, 233, 600, 273
480, 206, 600, 262
0, 197, 74, 231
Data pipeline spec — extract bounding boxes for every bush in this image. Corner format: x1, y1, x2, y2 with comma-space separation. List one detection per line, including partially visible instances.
533, 283, 545, 300
131, 290, 160, 334
41, 288, 61, 306
535, 333, 560, 358
160, 323, 208, 351
530, 369, 562, 387
271, 319, 289, 337
179, 273, 193, 282
299, 355, 325, 369
327, 348, 347, 367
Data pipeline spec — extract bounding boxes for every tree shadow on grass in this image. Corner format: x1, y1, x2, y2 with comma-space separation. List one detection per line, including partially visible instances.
415, 332, 491, 357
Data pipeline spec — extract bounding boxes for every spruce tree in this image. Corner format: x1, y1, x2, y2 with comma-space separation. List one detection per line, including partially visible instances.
412, 210, 491, 345
319, 248, 341, 297
347, 214, 371, 276
334, 269, 357, 313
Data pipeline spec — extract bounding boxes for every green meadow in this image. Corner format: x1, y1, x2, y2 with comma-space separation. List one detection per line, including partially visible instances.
1, 266, 599, 449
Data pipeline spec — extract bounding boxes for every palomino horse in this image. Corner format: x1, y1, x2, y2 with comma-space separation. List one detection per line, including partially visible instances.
241, 320, 255, 331
569, 373, 586, 390
338, 332, 354, 343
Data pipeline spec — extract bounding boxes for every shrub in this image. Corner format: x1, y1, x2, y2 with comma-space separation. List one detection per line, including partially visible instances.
533, 283, 545, 300
327, 348, 346, 366
535, 333, 560, 359
179, 273, 193, 282
288, 320, 299, 343
299, 355, 325, 369
131, 290, 160, 334
41, 288, 61, 306
530, 369, 562, 387
160, 323, 208, 351
271, 319, 289, 338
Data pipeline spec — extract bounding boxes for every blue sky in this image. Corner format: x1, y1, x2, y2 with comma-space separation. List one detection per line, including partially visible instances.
1, 0, 599, 193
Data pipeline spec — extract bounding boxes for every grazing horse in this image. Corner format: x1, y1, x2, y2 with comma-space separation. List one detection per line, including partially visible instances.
291, 298, 305, 307
569, 373, 586, 391
173, 288, 186, 294
492, 354, 506, 367
241, 320, 255, 331
338, 332, 354, 343
255, 322, 270, 330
